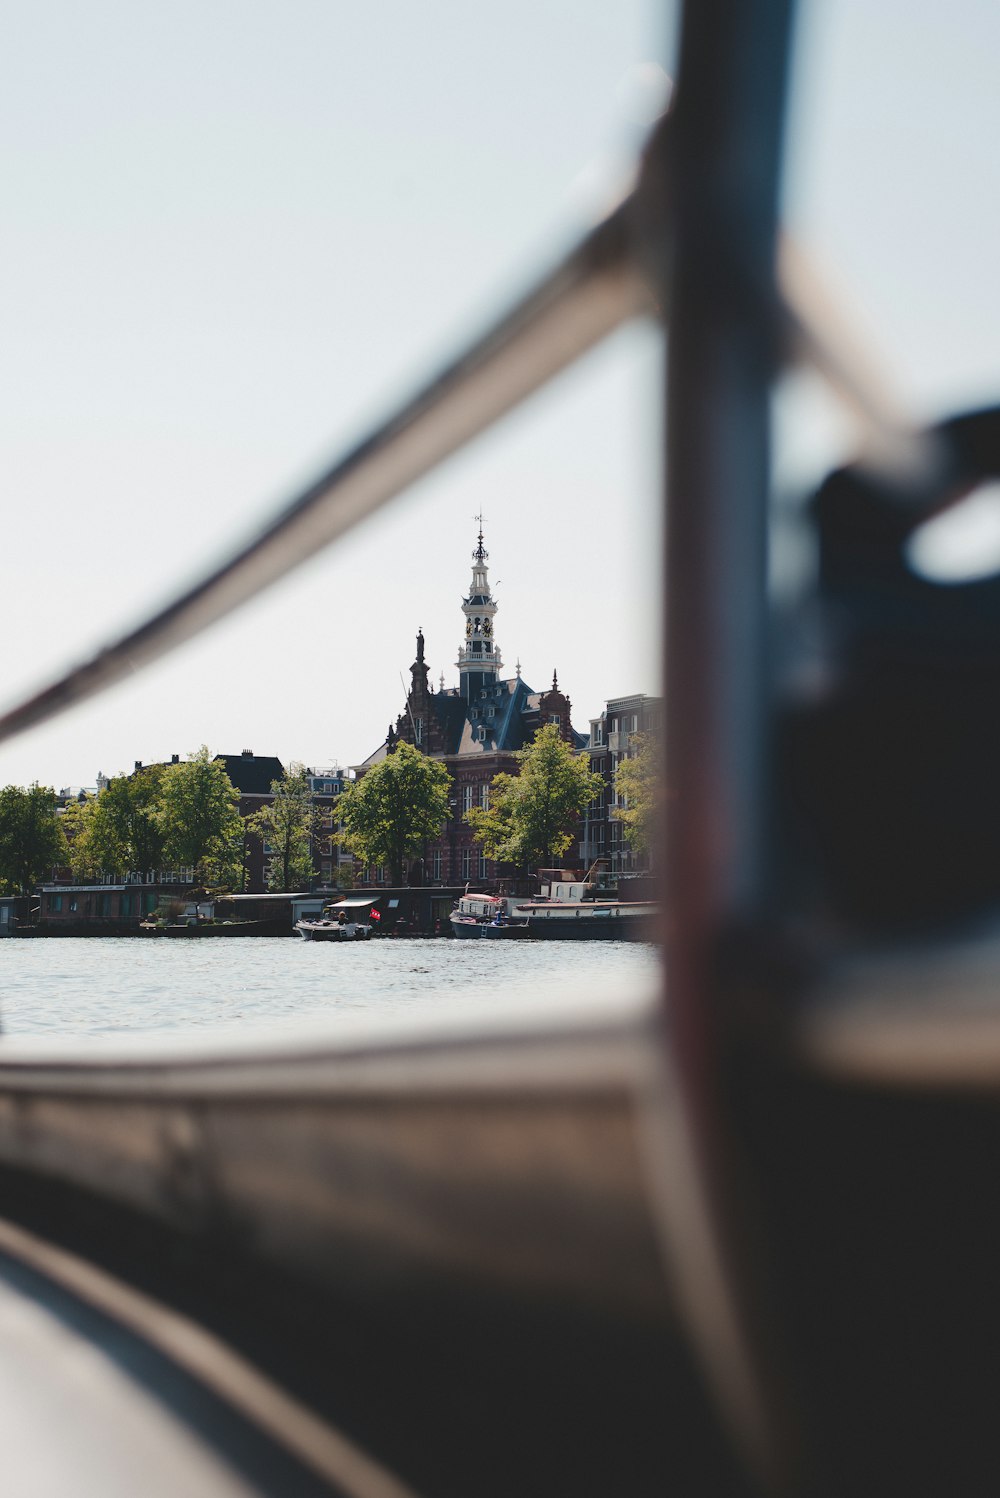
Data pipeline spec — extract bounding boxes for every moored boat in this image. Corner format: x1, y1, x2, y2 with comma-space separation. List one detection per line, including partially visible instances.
449, 892, 532, 939
516, 899, 657, 941
295, 896, 377, 941
513, 866, 658, 941
139, 917, 288, 937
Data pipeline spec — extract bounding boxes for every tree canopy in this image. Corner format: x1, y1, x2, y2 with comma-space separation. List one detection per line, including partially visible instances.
60, 793, 99, 879
157, 747, 242, 886
611, 732, 660, 855
338, 742, 451, 885
86, 766, 167, 876
465, 724, 605, 871
0, 784, 67, 893
246, 765, 317, 892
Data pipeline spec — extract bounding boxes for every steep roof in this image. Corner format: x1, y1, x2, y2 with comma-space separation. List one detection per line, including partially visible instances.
214, 753, 285, 795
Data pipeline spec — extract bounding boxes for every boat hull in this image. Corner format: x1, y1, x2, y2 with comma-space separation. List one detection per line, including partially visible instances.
296, 922, 372, 942
523, 912, 656, 942
141, 918, 289, 938
450, 918, 533, 939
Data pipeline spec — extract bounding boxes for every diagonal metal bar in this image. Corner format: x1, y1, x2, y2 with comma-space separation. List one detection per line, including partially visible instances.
0, 192, 650, 749
0, 105, 927, 752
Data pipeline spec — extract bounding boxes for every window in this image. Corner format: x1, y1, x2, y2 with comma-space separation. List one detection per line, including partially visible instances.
479, 851, 489, 879
549, 714, 561, 725
51, 895, 63, 913
121, 893, 133, 917
97, 893, 112, 917
462, 784, 474, 812
460, 848, 472, 880
432, 850, 442, 882
414, 718, 423, 744
479, 783, 489, 809
69, 898, 78, 913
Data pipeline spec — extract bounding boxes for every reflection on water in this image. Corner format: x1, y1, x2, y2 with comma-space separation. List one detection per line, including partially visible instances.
0, 938, 660, 1042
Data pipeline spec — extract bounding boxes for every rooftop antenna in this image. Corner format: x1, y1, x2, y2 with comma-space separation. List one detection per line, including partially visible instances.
398, 672, 418, 737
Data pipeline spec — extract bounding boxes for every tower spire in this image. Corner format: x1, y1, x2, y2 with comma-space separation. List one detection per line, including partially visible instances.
457, 518, 501, 703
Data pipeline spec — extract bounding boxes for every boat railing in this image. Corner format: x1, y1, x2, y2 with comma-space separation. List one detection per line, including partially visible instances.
0, 2, 993, 1493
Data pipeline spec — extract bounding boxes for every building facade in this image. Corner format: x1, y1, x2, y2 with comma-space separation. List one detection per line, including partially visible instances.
579, 693, 662, 875
355, 526, 585, 886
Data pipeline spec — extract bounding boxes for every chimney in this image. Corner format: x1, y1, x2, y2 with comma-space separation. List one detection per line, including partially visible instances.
241, 749, 253, 758
171, 754, 180, 764
134, 761, 142, 771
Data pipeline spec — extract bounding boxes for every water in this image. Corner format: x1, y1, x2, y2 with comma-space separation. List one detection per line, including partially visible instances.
0, 938, 660, 1045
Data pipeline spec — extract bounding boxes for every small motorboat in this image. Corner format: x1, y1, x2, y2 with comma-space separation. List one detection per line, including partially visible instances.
295, 897, 377, 941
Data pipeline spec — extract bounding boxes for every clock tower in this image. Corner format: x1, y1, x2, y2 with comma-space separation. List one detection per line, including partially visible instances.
457, 520, 502, 703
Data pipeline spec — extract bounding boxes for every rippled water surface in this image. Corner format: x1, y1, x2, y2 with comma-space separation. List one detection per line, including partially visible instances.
0, 937, 659, 1042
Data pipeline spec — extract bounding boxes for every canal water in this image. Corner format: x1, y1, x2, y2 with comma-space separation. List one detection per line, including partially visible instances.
0, 938, 660, 1042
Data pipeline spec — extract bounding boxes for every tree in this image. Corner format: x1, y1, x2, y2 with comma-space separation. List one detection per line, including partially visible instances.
157, 747, 242, 886
60, 793, 100, 879
465, 723, 605, 871
246, 765, 317, 892
0, 784, 67, 893
337, 742, 451, 885
611, 732, 660, 855
87, 766, 167, 875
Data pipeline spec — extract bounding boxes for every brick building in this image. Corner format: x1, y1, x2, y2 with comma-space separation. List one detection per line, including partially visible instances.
214, 751, 286, 892
578, 694, 663, 875
216, 753, 349, 892
355, 525, 585, 886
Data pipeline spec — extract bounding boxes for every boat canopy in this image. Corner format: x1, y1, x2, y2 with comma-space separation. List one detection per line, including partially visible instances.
330, 897, 379, 909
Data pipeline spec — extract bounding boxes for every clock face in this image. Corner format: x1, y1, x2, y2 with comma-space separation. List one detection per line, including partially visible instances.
483, 619, 492, 636
466, 619, 472, 636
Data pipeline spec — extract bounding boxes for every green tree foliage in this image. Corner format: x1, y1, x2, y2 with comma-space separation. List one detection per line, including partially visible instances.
611, 732, 660, 855
87, 766, 167, 875
157, 747, 242, 886
0, 784, 68, 893
338, 742, 451, 885
60, 793, 99, 879
465, 723, 605, 871
246, 765, 317, 892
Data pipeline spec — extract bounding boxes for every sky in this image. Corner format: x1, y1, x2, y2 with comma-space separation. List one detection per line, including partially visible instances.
3, 1, 1000, 791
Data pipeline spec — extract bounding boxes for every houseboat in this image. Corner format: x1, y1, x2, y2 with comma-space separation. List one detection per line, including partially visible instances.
513, 868, 657, 942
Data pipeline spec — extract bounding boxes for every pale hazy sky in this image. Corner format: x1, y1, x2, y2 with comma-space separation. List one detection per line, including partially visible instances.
3, 1, 999, 790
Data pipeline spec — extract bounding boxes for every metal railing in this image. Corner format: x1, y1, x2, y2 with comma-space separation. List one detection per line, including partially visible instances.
1, 4, 976, 1492
0, 32, 912, 756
